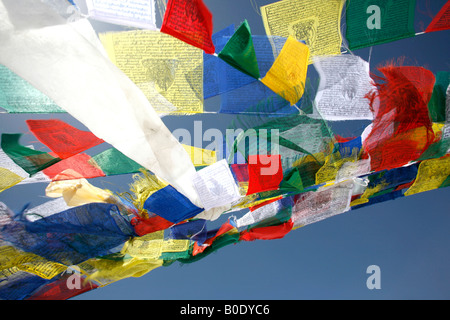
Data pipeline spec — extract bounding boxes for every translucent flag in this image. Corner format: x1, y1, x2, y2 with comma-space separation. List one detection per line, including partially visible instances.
0, 167, 24, 193
0, 202, 135, 266
42, 153, 106, 181
363, 65, 436, 171
1, 134, 61, 176
345, 0, 417, 50
291, 180, 354, 228
100, 30, 204, 115
160, 0, 215, 54
192, 159, 241, 211
261, 36, 310, 105
26, 119, 104, 159
85, 0, 157, 30
428, 72, 450, 123
0, 64, 64, 113
425, 0, 450, 33
313, 55, 374, 121
218, 20, 260, 80
91, 147, 142, 176
261, 0, 344, 63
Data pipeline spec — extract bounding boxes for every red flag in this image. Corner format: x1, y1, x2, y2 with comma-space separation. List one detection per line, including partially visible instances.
131, 214, 174, 236
239, 220, 293, 242
426, 1, 450, 33
27, 119, 104, 159
160, 0, 215, 54
363, 65, 435, 171
246, 154, 283, 195
43, 153, 106, 181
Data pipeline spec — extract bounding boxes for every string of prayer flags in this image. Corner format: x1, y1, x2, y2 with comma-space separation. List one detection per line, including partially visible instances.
425, 0, 450, 33
218, 20, 260, 80
26, 119, 104, 159
313, 55, 374, 121
0, 65, 65, 114
261, 36, 310, 106
1, 134, 61, 176
345, 0, 417, 50
160, 0, 215, 54
85, 0, 157, 30
261, 0, 344, 63
143, 185, 203, 224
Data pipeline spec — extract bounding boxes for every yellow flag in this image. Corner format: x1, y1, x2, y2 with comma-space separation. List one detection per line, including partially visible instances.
182, 144, 217, 167
0, 246, 67, 280
261, 0, 344, 64
100, 30, 203, 115
45, 178, 115, 207
0, 168, 25, 193
81, 257, 163, 285
405, 155, 450, 196
261, 36, 310, 105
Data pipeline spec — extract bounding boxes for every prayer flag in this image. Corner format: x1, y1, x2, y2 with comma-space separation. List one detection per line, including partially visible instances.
346, 0, 416, 50
218, 20, 260, 80
1, 134, 61, 176
26, 119, 104, 159
160, 0, 215, 54
261, 0, 344, 63
261, 36, 310, 105
425, 0, 450, 33
143, 185, 203, 224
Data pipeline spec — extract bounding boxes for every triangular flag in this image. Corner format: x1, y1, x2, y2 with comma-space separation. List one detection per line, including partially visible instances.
426, 0, 450, 33
26, 119, 104, 159
160, 0, 215, 54
261, 36, 310, 105
218, 20, 260, 79
346, 0, 417, 50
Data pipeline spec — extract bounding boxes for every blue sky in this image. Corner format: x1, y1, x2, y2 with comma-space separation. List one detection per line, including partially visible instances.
1, 0, 449, 300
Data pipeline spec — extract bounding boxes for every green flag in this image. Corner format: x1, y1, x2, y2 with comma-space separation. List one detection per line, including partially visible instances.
0, 65, 65, 113
91, 147, 143, 176
428, 71, 450, 123
346, 0, 416, 50
218, 20, 260, 79
1, 133, 61, 175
